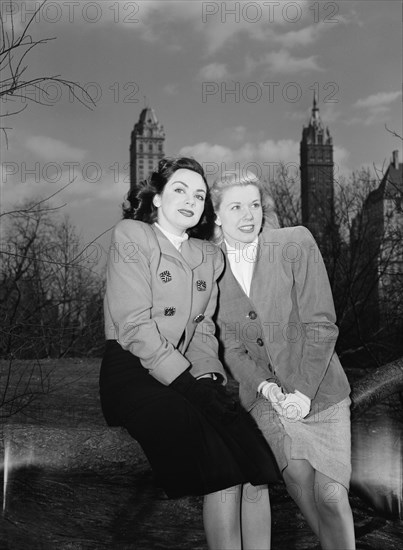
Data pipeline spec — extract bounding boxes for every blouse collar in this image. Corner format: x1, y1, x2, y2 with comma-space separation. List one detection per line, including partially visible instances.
155, 223, 189, 251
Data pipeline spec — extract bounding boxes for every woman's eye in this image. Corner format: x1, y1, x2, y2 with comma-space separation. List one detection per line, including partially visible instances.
174, 188, 184, 193
251, 202, 261, 209
196, 194, 205, 201
231, 205, 240, 210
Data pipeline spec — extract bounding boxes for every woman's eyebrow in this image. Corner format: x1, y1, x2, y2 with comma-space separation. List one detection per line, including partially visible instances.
171, 181, 206, 194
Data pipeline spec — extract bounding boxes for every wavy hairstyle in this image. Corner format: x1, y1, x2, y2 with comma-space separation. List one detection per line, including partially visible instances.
209, 170, 280, 244
122, 157, 215, 240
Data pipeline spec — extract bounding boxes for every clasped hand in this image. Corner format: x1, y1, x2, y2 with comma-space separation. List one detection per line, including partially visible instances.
259, 381, 310, 420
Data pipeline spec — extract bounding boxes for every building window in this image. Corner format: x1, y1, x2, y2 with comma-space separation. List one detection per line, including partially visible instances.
149, 143, 153, 152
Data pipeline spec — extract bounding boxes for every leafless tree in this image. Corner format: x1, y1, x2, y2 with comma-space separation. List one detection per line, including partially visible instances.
266, 162, 301, 228
0, 198, 105, 359
268, 163, 402, 367
0, 0, 94, 141
0, 199, 105, 417
0, 0, 102, 417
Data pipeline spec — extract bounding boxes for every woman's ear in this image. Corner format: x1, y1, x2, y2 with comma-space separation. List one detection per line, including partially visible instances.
153, 195, 161, 208
214, 215, 222, 227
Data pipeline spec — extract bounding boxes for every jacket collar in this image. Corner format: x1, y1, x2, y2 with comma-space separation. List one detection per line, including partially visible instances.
152, 224, 203, 270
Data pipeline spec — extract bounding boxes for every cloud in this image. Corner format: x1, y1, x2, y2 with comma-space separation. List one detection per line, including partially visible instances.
112, 0, 325, 58
179, 137, 352, 183
198, 0, 313, 55
261, 50, 323, 74
163, 83, 178, 95
353, 91, 402, 109
273, 24, 326, 49
333, 146, 350, 178
179, 138, 299, 182
228, 126, 248, 143
198, 63, 229, 80
351, 90, 402, 126
25, 136, 87, 163
0, 157, 131, 259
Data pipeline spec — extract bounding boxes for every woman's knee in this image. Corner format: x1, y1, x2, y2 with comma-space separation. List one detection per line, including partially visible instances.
242, 483, 268, 504
315, 481, 350, 516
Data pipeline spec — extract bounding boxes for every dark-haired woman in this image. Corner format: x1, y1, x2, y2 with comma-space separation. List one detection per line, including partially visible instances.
99, 157, 279, 549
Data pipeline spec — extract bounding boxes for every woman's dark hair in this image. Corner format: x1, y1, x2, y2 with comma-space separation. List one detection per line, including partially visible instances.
122, 157, 215, 240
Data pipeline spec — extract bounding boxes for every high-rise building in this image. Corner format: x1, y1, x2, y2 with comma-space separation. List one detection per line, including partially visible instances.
300, 93, 334, 255
129, 106, 165, 191
350, 149, 403, 335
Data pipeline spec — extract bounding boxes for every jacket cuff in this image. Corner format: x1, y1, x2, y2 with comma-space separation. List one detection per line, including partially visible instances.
147, 350, 190, 385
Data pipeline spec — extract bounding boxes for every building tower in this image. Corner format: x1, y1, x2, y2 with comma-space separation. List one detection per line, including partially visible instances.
300, 93, 334, 255
130, 106, 165, 191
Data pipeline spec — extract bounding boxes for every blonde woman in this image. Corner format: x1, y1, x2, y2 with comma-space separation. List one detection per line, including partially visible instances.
211, 171, 355, 550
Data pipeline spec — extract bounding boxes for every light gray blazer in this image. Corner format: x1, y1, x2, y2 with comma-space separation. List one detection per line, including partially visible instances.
104, 220, 226, 385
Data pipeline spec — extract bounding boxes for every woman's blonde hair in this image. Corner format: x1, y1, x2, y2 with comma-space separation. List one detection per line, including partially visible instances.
210, 170, 280, 244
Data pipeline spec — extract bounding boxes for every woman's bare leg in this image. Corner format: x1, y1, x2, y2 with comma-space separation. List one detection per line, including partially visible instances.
314, 471, 355, 550
240, 483, 271, 549
203, 485, 242, 550
282, 458, 320, 537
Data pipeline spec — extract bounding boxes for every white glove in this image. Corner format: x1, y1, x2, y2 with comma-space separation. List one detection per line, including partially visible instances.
258, 381, 285, 404
278, 390, 311, 421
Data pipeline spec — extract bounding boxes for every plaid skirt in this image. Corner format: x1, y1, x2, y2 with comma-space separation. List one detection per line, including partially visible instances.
99, 341, 280, 498
250, 396, 352, 489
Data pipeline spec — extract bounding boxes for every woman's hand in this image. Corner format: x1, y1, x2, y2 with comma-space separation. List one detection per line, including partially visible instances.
275, 390, 311, 420
258, 381, 285, 404
170, 371, 239, 424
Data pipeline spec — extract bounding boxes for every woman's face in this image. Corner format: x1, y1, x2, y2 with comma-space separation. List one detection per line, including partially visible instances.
153, 169, 207, 235
215, 184, 263, 247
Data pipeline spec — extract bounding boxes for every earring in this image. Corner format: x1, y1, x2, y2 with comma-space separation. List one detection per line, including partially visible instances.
214, 218, 222, 226
153, 196, 161, 208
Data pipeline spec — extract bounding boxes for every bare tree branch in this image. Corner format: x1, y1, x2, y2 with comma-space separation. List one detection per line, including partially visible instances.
0, 0, 96, 138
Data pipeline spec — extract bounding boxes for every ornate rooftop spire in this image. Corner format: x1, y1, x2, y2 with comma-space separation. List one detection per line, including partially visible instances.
309, 90, 323, 131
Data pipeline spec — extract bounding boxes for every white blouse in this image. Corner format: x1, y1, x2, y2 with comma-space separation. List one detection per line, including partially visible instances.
225, 238, 258, 297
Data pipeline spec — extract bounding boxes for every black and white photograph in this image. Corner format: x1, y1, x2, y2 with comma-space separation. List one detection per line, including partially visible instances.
1, 1, 402, 548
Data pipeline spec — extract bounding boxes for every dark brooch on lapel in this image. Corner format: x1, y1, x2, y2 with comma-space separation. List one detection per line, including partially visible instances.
164, 307, 176, 316
159, 270, 172, 283
196, 280, 207, 291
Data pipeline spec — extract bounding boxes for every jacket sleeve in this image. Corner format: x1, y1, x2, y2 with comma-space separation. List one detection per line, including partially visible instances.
289, 226, 339, 398
104, 220, 189, 385
185, 247, 227, 381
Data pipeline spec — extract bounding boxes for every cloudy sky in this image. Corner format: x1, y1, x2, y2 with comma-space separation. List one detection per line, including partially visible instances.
1, 0, 402, 263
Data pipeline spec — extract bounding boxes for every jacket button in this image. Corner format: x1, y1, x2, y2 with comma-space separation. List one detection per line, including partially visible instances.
193, 314, 205, 323
248, 311, 257, 320
256, 338, 264, 346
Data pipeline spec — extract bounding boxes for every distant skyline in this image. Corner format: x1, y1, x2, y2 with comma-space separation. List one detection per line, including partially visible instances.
1, 0, 402, 260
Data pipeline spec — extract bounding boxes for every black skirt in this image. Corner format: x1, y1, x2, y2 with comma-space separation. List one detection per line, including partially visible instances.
99, 340, 279, 498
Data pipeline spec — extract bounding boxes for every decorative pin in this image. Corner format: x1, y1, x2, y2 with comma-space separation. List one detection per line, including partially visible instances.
164, 307, 176, 316
193, 314, 205, 323
196, 280, 207, 291
160, 270, 172, 283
